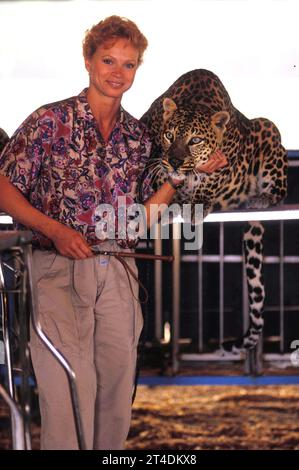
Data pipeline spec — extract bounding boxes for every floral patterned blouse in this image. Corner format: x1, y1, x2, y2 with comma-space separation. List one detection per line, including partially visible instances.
0, 89, 152, 248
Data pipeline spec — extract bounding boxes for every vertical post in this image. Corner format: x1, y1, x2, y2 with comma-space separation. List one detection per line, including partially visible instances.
172, 223, 181, 374
0, 257, 22, 448
279, 221, 284, 353
0, 260, 14, 399
154, 223, 163, 341
255, 329, 263, 376
198, 247, 203, 352
219, 222, 224, 346
19, 256, 32, 449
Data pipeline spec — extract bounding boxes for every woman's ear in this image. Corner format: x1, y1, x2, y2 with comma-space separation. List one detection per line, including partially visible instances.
84, 57, 91, 74
163, 98, 177, 122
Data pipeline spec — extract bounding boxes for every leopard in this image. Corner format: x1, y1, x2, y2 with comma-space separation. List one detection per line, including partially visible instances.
139, 69, 288, 353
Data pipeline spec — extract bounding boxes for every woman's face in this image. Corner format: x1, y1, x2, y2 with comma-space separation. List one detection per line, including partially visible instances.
85, 38, 139, 100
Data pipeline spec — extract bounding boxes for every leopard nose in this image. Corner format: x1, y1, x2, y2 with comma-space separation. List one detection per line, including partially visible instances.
169, 157, 184, 170
168, 140, 186, 169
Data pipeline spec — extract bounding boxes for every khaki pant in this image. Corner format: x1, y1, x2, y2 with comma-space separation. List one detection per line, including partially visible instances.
30, 241, 143, 450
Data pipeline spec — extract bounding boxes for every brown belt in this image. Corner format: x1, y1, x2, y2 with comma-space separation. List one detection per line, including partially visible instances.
91, 249, 174, 304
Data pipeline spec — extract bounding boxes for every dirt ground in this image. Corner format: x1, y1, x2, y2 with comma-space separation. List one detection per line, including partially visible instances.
1, 384, 299, 450
127, 385, 299, 450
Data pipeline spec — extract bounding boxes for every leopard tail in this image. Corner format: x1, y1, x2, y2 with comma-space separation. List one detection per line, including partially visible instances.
222, 221, 265, 352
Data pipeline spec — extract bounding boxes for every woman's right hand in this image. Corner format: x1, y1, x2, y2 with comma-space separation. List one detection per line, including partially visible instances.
198, 149, 228, 173
50, 224, 93, 259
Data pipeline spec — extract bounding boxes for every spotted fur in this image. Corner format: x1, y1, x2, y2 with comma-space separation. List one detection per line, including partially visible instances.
140, 69, 288, 352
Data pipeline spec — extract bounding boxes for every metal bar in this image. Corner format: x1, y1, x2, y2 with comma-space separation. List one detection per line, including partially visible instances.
0, 257, 23, 449
18, 260, 32, 450
0, 260, 14, 398
263, 353, 294, 361
242, 243, 249, 334
24, 245, 87, 450
263, 305, 299, 312
180, 353, 242, 361
219, 223, 224, 345
172, 223, 181, 374
287, 150, 299, 159
0, 384, 25, 450
179, 352, 293, 363
255, 331, 263, 375
279, 221, 285, 353
183, 254, 243, 262
198, 247, 203, 352
181, 254, 299, 263
154, 223, 163, 340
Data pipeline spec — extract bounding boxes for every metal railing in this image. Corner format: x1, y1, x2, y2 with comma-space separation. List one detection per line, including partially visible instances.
152, 204, 299, 375
0, 232, 86, 450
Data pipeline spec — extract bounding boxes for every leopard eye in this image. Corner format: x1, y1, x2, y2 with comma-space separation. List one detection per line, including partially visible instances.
164, 131, 174, 142
188, 136, 204, 145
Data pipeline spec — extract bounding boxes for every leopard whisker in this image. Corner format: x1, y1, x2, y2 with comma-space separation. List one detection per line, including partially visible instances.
146, 165, 165, 183
144, 161, 163, 171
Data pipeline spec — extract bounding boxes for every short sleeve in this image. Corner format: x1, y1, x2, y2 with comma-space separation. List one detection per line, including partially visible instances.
0, 111, 44, 197
140, 126, 152, 166
139, 171, 155, 202
136, 126, 156, 203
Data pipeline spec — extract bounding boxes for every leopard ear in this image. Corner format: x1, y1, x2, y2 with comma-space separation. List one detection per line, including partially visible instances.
211, 111, 230, 143
163, 98, 177, 122
211, 111, 230, 129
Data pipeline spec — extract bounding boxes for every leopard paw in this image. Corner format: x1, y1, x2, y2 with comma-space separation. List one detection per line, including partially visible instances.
246, 194, 274, 210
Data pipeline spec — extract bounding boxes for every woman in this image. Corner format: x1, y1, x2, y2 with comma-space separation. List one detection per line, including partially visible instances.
0, 15, 186, 450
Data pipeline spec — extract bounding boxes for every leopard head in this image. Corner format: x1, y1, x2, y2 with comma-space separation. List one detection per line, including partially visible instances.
162, 98, 230, 172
